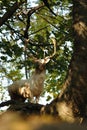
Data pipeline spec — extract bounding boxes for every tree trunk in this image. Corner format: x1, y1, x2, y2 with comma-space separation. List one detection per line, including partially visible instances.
60, 0, 87, 115
43, 0, 87, 123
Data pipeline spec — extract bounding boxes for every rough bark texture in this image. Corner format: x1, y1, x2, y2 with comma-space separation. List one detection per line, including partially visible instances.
41, 0, 87, 124
59, 0, 87, 116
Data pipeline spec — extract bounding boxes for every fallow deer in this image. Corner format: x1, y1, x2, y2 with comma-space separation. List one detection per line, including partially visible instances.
8, 38, 56, 103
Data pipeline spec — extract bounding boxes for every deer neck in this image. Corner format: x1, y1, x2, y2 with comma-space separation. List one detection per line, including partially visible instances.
35, 68, 46, 74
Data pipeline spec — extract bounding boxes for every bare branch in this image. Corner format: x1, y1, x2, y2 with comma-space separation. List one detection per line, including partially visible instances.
24, 4, 45, 39
29, 25, 49, 36
0, 100, 15, 107
42, 0, 57, 16
5, 23, 23, 38
36, 13, 59, 30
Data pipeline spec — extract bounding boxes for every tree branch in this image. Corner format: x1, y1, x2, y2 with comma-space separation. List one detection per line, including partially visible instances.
36, 13, 59, 30
0, 100, 15, 107
24, 4, 44, 39
0, 1, 25, 27
29, 25, 49, 36
0, 100, 44, 115
42, 0, 57, 16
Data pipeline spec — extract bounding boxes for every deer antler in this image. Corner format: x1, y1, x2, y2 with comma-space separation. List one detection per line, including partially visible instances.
49, 37, 56, 58
38, 37, 56, 64
43, 37, 56, 60
29, 37, 56, 63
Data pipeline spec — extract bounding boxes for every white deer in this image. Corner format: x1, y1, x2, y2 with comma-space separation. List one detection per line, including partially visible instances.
8, 38, 56, 103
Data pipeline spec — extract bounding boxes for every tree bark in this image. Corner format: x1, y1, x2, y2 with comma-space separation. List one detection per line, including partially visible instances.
42, 0, 87, 124
60, 0, 87, 115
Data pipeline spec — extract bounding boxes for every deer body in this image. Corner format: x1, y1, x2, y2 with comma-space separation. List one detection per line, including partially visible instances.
29, 69, 46, 99
8, 65, 46, 103
8, 80, 32, 102
8, 38, 56, 103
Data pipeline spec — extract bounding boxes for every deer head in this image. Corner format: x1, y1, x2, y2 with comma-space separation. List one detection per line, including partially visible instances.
30, 37, 56, 72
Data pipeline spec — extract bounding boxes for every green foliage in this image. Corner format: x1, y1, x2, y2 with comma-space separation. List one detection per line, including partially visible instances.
0, 0, 73, 102
6, 69, 23, 81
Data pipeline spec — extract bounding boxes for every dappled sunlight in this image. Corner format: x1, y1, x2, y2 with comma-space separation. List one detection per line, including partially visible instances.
74, 22, 87, 39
